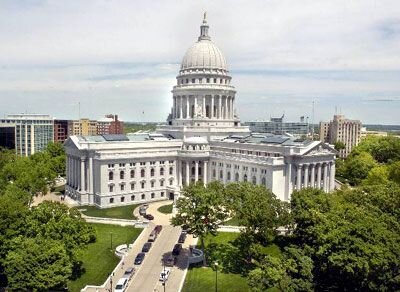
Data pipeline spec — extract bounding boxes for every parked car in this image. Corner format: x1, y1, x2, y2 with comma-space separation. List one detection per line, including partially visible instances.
144, 214, 154, 220
178, 232, 187, 243
154, 225, 162, 234
122, 267, 135, 280
139, 208, 146, 216
159, 268, 171, 282
142, 242, 152, 252
115, 278, 128, 292
134, 253, 145, 265
165, 255, 177, 267
148, 230, 158, 242
172, 243, 182, 256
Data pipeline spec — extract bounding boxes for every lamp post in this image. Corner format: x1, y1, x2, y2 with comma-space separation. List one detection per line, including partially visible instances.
162, 258, 166, 292
214, 261, 218, 292
110, 232, 113, 250
110, 272, 114, 292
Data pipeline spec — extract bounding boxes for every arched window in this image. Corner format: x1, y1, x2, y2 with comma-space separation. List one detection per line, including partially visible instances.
160, 167, 164, 176
120, 171, 124, 180
151, 193, 155, 199
130, 170, 135, 178
252, 176, 257, 185
227, 172, 231, 181
219, 170, 223, 179
141, 182, 145, 189
169, 167, 173, 175
160, 180, 164, 187
109, 198, 114, 203
244, 174, 248, 182
191, 167, 195, 175
131, 195, 135, 201
109, 172, 114, 181
150, 168, 155, 177
169, 179, 173, 186
141, 169, 145, 177
235, 173, 239, 182
121, 196, 125, 202
262, 177, 266, 186
141, 194, 145, 200
151, 181, 155, 188
213, 169, 216, 178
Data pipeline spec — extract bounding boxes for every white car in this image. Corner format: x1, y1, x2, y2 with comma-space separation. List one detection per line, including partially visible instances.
115, 278, 128, 292
159, 268, 171, 282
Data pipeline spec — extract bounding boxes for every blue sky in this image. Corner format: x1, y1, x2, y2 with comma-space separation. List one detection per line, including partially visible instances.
0, 0, 400, 124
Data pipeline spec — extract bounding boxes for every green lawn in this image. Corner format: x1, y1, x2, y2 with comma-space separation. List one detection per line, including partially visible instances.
79, 204, 138, 220
223, 216, 241, 226
157, 203, 173, 214
182, 266, 250, 292
68, 223, 142, 292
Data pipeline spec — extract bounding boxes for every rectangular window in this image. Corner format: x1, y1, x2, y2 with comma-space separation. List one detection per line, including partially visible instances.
131, 184, 135, 190
109, 185, 114, 192
121, 184, 125, 191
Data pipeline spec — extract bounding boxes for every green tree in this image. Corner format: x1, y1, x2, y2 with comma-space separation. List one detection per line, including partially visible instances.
389, 161, 400, 184
362, 165, 389, 185
171, 181, 229, 265
4, 237, 72, 291
334, 141, 345, 151
343, 151, 377, 185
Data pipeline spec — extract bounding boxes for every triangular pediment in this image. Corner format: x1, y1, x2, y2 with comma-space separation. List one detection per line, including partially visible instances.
64, 137, 79, 150
303, 142, 337, 156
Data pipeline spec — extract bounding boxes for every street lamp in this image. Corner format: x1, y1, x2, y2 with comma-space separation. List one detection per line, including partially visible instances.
110, 232, 113, 250
110, 272, 114, 292
162, 258, 166, 292
214, 261, 218, 292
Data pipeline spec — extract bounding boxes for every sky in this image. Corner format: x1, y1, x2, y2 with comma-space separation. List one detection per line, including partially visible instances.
0, 0, 400, 124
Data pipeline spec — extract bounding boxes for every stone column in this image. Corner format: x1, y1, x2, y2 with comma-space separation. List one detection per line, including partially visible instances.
218, 95, 222, 119
317, 163, 322, 189
230, 97, 234, 119
203, 161, 208, 185
186, 161, 190, 185
304, 164, 309, 188
172, 96, 176, 118
310, 164, 315, 188
180, 96, 183, 119
80, 157, 86, 192
176, 160, 182, 187
224, 96, 228, 119
232, 97, 235, 119
296, 164, 302, 190
323, 163, 328, 192
89, 157, 93, 194
202, 96, 206, 117
74, 158, 77, 189
329, 162, 335, 192
186, 96, 189, 119
194, 96, 197, 118
285, 163, 292, 201
195, 161, 199, 182
223, 163, 227, 184
211, 96, 214, 118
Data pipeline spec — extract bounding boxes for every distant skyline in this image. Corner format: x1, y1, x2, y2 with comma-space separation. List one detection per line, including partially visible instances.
1, 0, 400, 124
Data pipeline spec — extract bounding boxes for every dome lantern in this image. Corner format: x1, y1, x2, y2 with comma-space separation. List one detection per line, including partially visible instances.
198, 12, 210, 41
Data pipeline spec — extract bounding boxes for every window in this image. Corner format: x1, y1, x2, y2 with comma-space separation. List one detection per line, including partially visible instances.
131, 183, 135, 190
160, 180, 164, 187
119, 163, 125, 167
213, 169, 216, 178
150, 168, 155, 177
191, 167, 195, 176
160, 161, 165, 164
151, 181, 155, 188
219, 170, 223, 179
140, 162, 146, 166
206, 78, 210, 83
141, 169, 145, 177
141, 194, 145, 200
169, 160, 174, 164
192, 78, 195, 83
121, 184, 125, 191
130, 170, 135, 178
235, 173, 239, 182
169, 167, 173, 175
262, 177, 266, 186
169, 179, 173, 186
227, 172, 231, 181
109, 198, 114, 203
161, 192, 164, 197
150, 161, 156, 165
121, 196, 125, 202
109, 185, 114, 192
214, 78, 217, 83
120, 171, 124, 180
151, 193, 155, 199
186, 78, 189, 83
131, 195, 135, 201
244, 174, 248, 182
160, 167, 164, 176
130, 162, 135, 167
252, 176, 257, 185
109, 172, 114, 181
141, 182, 145, 189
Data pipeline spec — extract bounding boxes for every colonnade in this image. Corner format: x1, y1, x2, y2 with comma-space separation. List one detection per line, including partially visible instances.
295, 162, 335, 192
178, 160, 208, 186
172, 95, 234, 120
66, 155, 94, 194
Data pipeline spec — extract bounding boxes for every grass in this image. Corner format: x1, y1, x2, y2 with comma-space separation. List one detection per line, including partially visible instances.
223, 216, 241, 226
157, 203, 173, 214
183, 232, 249, 292
67, 223, 142, 292
79, 204, 138, 220
182, 266, 250, 292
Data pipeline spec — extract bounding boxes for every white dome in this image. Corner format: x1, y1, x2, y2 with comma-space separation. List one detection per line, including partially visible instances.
181, 40, 227, 71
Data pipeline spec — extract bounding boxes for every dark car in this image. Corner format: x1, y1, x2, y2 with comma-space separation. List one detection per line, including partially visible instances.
154, 225, 162, 234
122, 267, 135, 280
134, 253, 145, 265
172, 243, 182, 256
165, 255, 177, 267
178, 232, 187, 243
144, 214, 154, 220
142, 242, 152, 252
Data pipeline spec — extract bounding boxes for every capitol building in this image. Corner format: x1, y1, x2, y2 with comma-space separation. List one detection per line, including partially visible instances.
65, 15, 336, 208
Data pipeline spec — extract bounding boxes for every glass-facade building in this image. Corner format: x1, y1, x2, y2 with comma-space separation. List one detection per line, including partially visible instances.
0, 114, 54, 156
245, 115, 310, 136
